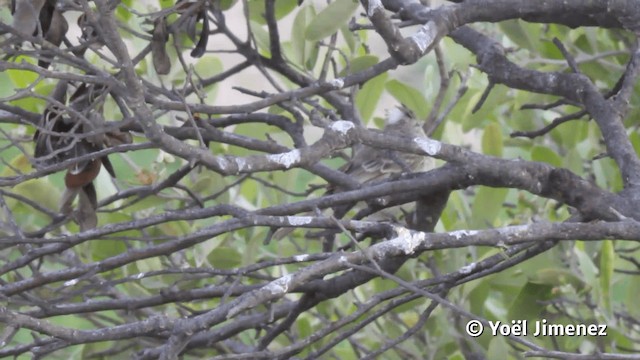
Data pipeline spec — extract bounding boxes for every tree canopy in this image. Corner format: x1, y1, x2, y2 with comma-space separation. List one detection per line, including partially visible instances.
1, 0, 640, 359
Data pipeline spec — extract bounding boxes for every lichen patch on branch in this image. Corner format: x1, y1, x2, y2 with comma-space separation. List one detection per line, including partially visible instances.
330, 120, 355, 135
410, 22, 437, 53
267, 149, 301, 169
414, 137, 441, 156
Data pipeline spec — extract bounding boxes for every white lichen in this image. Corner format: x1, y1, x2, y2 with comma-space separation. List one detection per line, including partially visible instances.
414, 137, 441, 156
235, 157, 249, 172
330, 78, 344, 89
410, 21, 437, 53
135, 272, 146, 280
392, 226, 426, 255
217, 156, 229, 170
293, 254, 310, 262
157, 150, 175, 163
497, 225, 530, 238
267, 149, 301, 169
287, 216, 313, 226
330, 120, 355, 135
450, 229, 477, 240
264, 274, 293, 294
367, 0, 383, 17
64, 279, 79, 287
459, 262, 477, 274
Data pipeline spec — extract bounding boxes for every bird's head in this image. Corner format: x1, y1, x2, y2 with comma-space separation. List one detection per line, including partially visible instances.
384, 105, 424, 136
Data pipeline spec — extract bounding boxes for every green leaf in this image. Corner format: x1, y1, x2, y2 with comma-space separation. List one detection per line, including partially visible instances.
335, 339, 358, 360
116, 0, 133, 22
12, 179, 59, 213
593, 157, 623, 192
460, 85, 508, 133
273, 0, 298, 20
305, 0, 359, 42
291, 5, 315, 67
243, 231, 263, 266
372, 277, 397, 294
341, 24, 356, 54
339, 55, 379, 77
248, 0, 298, 25
599, 240, 614, 314
531, 145, 562, 167
470, 187, 508, 228
481, 123, 503, 157
305, 40, 319, 70
189, 173, 223, 196
630, 131, 640, 155
220, 0, 240, 10
145, 222, 191, 248
7, 56, 38, 89
530, 268, 587, 291
136, 256, 164, 275
233, 122, 273, 152
563, 148, 583, 175
355, 73, 387, 122
91, 239, 128, 261
447, 351, 465, 360
624, 274, 640, 318
487, 337, 509, 360
194, 56, 224, 99
385, 79, 429, 119
2, 153, 34, 175
574, 241, 598, 290
158, 0, 173, 9
250, 20, 271, 57
0, 71, 13, 97
241, 176, 260, 204
208, 247, 242, 269
506, 282, 554, 326
467, 281, 490, 316
498, 20, 537, 51
297, 317, 312, 339
128, 195, 168, 213
555, 116, 588, 148
82, 341, 118, 359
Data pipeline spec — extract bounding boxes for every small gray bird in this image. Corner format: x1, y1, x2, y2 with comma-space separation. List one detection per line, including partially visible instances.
334, 105, 430, 191
318, 106, 432, 250
272, 106, 431, 243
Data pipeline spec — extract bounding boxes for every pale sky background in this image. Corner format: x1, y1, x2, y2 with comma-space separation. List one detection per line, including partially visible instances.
206, 1, 437, 116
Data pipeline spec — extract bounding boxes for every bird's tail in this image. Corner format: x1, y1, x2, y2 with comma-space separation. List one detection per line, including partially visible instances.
59, 181, 98, 231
